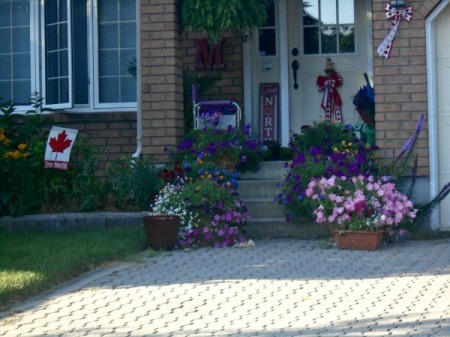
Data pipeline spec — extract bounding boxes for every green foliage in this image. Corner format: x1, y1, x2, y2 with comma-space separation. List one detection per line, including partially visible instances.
183, 71, 220, 132
0, 94, 52, 216
261, 141, 292, 161
107, 157, 164, 211
289, 121, 356, 156
0, 95, 166, 216
181, 0, 271, 42
173, 123, 265, 173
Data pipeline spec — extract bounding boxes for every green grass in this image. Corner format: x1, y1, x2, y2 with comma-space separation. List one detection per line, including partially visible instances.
0, 226, 148, 310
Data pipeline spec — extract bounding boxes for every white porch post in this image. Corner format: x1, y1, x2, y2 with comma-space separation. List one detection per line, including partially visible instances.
279, 0, 290, 147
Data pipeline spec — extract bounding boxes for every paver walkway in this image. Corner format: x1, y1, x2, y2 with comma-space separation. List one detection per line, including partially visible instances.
1, 239, 449, 337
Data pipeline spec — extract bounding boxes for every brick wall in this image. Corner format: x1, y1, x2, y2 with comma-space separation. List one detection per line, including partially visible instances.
182, 31, 244, 106
372, 0, 440, 176
140, 0, 184, 163
49, 112, 137, 171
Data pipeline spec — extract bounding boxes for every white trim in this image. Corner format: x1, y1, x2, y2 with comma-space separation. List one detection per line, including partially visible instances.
92, 0, 137, 109
40, 0, 73, 109
87, 0, 95, 109
243, 31, 252, 128
30, 0, 40, 97
426, 0, 449, 230
279, 0, 289, 147
133, 0, 142, 158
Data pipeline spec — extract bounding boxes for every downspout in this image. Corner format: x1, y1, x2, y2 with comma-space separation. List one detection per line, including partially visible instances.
132, 0, 142, 158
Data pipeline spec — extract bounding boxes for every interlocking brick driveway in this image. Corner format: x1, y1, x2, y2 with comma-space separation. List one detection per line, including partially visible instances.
1, 239, 449, 336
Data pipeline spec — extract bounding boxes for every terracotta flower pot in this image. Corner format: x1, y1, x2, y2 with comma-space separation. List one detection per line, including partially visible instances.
215, 154, 236, 170
334, 230, 384, 251
143, 215, 180, 250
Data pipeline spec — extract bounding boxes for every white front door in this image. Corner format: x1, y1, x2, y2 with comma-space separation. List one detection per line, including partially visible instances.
247, 0, 372, 143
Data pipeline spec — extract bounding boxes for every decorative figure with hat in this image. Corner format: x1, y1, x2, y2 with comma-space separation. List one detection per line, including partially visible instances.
316, 58, 343, 123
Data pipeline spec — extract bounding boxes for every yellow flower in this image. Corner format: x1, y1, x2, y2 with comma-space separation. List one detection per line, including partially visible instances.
333, 147, 338, 152
18, 143, 27, 150
5, 150, 21, 159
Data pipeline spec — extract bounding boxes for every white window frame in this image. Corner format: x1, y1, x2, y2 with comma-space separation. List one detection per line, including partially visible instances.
92, 0, 137, 109
40, 0, 73, 109
5, 0, 137, 112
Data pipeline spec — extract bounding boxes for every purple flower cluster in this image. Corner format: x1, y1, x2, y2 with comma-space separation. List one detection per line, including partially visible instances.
178, 201, 249, 249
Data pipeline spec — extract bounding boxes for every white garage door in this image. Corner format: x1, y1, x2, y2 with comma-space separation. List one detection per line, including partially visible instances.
435, 4, 450, 230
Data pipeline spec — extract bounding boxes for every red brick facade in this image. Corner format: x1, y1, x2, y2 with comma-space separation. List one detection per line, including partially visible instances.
48, 112, 137, 171
373, 0, 441, 176
47, 0, 443, 176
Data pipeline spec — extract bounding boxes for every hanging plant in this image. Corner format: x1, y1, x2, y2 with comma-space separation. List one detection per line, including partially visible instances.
180, 0, 271, 43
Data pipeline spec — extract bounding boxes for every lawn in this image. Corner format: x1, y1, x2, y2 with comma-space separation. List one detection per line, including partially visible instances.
0, 226, 149, 310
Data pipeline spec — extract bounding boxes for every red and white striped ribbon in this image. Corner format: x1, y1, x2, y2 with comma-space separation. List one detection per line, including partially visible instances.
377, 4, 413, 59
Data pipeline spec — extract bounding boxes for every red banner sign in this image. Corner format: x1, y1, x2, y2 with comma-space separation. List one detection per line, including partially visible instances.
260, 83, 279, 142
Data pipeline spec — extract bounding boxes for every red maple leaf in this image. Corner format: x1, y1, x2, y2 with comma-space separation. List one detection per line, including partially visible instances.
49, 130, 72, 155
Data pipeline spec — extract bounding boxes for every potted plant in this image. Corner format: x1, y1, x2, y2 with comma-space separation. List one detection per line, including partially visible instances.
181, 0, 271, 43
148, 168, 249, 250
172, 123, 265, 172
304, 175, 417, 250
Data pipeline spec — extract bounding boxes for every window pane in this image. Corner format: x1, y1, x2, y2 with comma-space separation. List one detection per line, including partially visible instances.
45, 0, 70, 105
321, 26, 337, 53
120, 22, 135, 48
120, 49, 134, 76
99, 77, 119, 102
72, 0, 89, 105
12, 27, 29, 52
303, 0, 355, 55
97, 0, 136, 104
13, 53, 29, 79
304, 27, 319, 54
0, 28, 11, 52
259, 28, 276, 56
0, 0, 30, 103
99, 50, 119, 76
264, 0, 275, 27
0, 55, 11, 79
98, 23, 118, 49
303, 0, 318, 25
338, 0, 354, 24
339, 25, 354, 52
120, 0, 135, 21
98, 0, 117, 22
13, 79, 30, 104
0, 2, 11, 27
120, 76, 136, 102
12, 0, 29, 26
321, 0, 336, 24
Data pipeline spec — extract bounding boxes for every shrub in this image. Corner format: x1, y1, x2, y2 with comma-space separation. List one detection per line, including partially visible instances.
107, 157, 165, 211
277, 122, 378, 220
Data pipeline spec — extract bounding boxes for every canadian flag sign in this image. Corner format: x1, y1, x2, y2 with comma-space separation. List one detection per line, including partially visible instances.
44, 126, 78, 170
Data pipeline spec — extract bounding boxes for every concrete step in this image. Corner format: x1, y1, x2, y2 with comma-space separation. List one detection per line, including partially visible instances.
238, 179, 283, 199
245, 218, 330, 239
245, 199, 285, 218
240, 161, 288, 180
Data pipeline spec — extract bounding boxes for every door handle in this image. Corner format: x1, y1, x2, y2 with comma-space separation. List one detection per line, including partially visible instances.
291, 60, 299, 90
